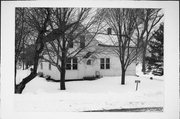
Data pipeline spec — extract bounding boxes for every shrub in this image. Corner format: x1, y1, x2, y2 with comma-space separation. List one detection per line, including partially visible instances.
37, 72, 43, 77
45, 75, 51, 81
83, 76, 96, 80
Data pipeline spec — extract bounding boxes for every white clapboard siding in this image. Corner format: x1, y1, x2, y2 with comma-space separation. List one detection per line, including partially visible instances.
37, 54, 136, 80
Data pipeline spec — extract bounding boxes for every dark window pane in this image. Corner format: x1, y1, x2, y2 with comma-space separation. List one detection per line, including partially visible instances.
73, 64, 78, 70
100, 58, 104, 64
87, 59, 91, 65
66, 64, 71, 70
106, 58, 110, 63
107, 27, 112, 35
100, 64, 104, 69
73, 58, 77, 63
106, 64, 110, 69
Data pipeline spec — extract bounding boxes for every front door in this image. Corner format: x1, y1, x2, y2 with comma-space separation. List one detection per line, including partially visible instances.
84, 59, 95, 77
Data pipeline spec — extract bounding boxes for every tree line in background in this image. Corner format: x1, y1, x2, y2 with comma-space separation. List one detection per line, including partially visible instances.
15, 8, 164, 93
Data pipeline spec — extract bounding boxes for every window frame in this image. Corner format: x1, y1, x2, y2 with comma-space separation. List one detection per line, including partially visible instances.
107, 27, 112, 35
106, 58, 110, 69
66, 58, 72, 70
72, 58, 78, 70
100, 58, 110, 70
66, 58, 78, 70
87, 59, 92, 65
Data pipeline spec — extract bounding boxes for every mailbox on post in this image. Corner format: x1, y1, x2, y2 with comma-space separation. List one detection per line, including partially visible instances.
135, 80, 141, 91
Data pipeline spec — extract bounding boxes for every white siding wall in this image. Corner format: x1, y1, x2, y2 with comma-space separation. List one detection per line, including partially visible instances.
37, 54, 136, 80
38, 62, 86, 80
90, 54, 136, 77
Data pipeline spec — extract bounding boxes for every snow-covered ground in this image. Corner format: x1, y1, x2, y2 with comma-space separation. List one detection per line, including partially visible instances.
14, 67, 164, 112
16, 69, 31, 84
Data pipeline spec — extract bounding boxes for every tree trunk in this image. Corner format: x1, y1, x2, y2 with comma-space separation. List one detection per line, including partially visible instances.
15, 60, 17, 80
60, 52, 66, 90
15, 72, 37, 93
121, 68, 126, 85
15, 60, 17, 93
60, 69, 66, 90
142, 48, 146, 74
59, 33, 67, 90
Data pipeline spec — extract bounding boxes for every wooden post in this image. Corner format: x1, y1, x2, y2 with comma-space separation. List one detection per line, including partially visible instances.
135, 80, 141, 91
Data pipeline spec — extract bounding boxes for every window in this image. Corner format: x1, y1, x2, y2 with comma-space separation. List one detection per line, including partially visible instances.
100, 58, 104, 69
80, 36, 85, 48
49, 63, 51, 70
87, 59, 91, 65
40, 62, 43, 69
72, 58, 78, 70
66, 58, 71, 70
106, 58, 110, 69
66, 58, 78, 70
107, 27, 112, 35
100, 58, 110, 69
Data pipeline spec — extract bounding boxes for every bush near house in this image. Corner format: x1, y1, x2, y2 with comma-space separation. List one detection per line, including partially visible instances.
83, 76, 98, 81
37, 72, 44, 77
45, 75, 51, 81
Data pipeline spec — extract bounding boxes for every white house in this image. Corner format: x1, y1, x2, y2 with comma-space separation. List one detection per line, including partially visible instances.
37, 44, 136, 80
37, 26, 137, 80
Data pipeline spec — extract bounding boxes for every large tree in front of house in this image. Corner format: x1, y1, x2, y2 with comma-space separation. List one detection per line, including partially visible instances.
15, 8, 84, 93
42, 8, 103, 90
98, 8, 144, 85
15, 8, 55, 93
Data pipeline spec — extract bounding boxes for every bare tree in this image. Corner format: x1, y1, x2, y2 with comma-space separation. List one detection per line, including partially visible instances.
15, 8, 72, 93
15, 8, 29, 76
15, 8, 51, 93
42, 8, 103, 90
98, 8, 143, 84
135, 9, 164, 74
